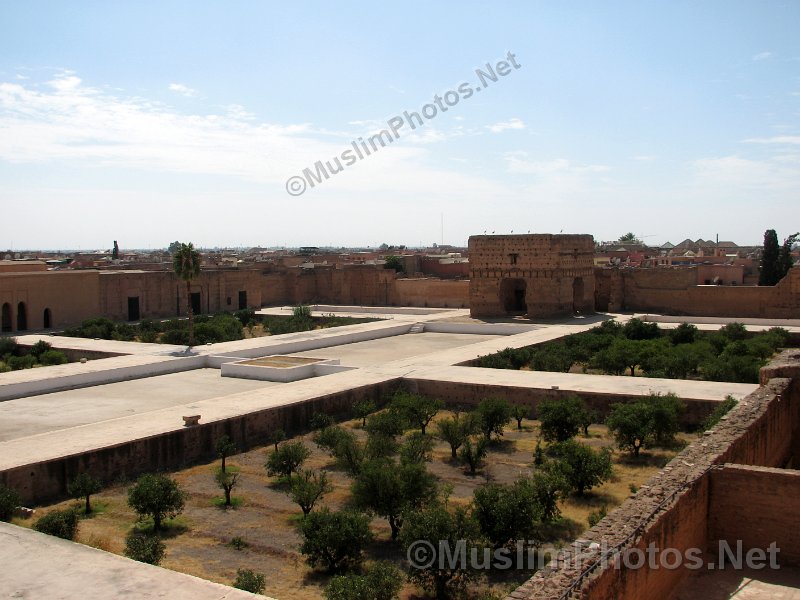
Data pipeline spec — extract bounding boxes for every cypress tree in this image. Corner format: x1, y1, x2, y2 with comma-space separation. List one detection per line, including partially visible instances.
759, 229, 780, 285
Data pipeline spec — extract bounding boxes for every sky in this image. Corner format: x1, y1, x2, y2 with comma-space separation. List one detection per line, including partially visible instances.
0, 1, 798, 250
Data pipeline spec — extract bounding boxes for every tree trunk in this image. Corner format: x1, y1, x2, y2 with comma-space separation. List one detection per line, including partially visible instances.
629, 365, 635, 377
153, 514, 162, 531
85, 495, 91, 514
221, 456, 226, 473
186, 280, 194, 346
389, 516, 400, 540
450, 446, 458, 459
224, 487, 231, 506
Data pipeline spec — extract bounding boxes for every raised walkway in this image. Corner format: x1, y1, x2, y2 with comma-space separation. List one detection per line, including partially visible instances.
0, 308, 786, 600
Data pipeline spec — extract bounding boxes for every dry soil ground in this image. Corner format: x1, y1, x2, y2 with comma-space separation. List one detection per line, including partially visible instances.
14, 412, 688, 600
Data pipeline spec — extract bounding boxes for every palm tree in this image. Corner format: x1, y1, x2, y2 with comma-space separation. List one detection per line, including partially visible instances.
172, 242, 201, 346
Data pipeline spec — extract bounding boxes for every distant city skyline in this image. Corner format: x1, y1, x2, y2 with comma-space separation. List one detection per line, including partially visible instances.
1, 1, 798, 248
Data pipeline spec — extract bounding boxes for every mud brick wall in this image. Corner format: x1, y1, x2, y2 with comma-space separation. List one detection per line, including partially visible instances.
469, 234, 596, 318
709, 465, 800, 566
594, 266, 800, 319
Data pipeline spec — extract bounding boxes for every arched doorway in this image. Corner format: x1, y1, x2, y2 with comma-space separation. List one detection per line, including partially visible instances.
572, 277, 585, 313
500, 278, 527, 314
43, 308, 52, 329
1, 303, 11, 332
17, 302, 27, 331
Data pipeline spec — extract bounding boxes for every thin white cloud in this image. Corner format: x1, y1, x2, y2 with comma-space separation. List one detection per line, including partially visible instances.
0, 72, 521, 202
506, 154, 609, 175
168, 83, 198, 97
632, 155, 656, 162
752, 51, 772, 61
743, 135, 800, 145
487, 118, 525, 133
692, 155, 800, 190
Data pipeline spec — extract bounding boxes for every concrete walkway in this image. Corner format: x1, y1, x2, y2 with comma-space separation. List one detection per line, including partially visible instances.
0, 522, 273, 599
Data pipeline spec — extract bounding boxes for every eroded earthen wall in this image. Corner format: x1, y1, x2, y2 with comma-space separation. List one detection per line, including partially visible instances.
594, 266, 800, 318
469, 234, 596, 318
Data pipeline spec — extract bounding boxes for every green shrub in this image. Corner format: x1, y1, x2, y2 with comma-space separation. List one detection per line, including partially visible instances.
324, 561, 403, 600
289, 469, 332, 516
68, 472, 102, 514
669, 322, 698, 345
537, 395, 587, 442
228, 536, 248, 551
701, 395, 738, 431
29, 340, 52, 358
8, 354, 36, 370
161, 328, 190, 345
138, 329, 159, 343
719, 322, 748, 342
39, 350, 68, 366
0, 485, 20, 521
233, 569, 266, 594
472, 477, 557, 548
34, 509, 78, 540
435, 412, 480, 459
587, 505, 607, 527
459, 437, 488, 475
352, 399, 376, 426
0, 336, 19, 357
389, 392, 442, 435
314, 425, 351, 454
233, 308, 257, 327
266, 441, 310, 479
545, 439, 613, 496
476, 397, 512, 440
310, 412, 335, 431
365, 410, 406, 438
299, 508, 372, 572
127, 474, 186, 531
124, 533, 166, 564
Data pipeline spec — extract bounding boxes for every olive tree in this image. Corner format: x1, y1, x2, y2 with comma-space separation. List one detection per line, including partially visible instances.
127, 474, 186, 531
68, 472, 102, 514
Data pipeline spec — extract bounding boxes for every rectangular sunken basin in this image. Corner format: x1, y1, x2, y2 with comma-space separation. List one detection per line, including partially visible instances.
240, 356, 325, 368
221, 354, 341, 382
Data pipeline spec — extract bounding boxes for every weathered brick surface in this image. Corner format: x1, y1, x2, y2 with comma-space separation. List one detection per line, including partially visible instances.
468, 234, 595, 318
595, 265, 800, 319
504, 349, 799, 600
709, 464, 800, 565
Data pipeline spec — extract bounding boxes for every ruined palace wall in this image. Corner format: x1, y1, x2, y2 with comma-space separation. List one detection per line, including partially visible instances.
709, 465, 800, 566
394, 278, 469, 308
469, 234, 596, 318
595, 266, 800, 318
506, 350, 800, 600
0, 271, 100, 331
99, 269, 264, 321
